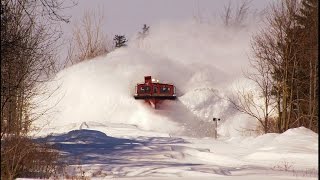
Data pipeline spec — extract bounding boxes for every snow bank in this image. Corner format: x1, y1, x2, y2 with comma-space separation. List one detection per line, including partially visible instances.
32, 125, 318, 179
33, 20, 262, 137
238, 127, 318, 169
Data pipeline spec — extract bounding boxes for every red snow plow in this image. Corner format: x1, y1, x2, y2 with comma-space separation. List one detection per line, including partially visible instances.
134, 76, 176, 109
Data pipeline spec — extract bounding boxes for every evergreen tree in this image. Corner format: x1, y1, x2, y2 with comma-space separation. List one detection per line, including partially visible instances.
138, 24, 150, 39
271, 0, 318, 132
292, 0, 318, 131
250, 0, 318, 133
114, 35, 128, 48
142, 24, 150, 35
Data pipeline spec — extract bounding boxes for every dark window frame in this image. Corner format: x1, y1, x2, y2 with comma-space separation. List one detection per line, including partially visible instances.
139, 86, 151, 93
160, 86, 170, 94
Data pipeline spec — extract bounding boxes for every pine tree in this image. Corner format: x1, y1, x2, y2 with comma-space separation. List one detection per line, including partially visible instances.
142, 24, 149, 35
272, 0, 318, 131
114, 35, 128, 48
138, 24, 150, 39
250, 0, 318, 133
292, 0, 318, 131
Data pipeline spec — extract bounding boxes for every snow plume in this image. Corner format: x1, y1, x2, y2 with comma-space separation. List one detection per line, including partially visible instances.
33, 19, 262, 138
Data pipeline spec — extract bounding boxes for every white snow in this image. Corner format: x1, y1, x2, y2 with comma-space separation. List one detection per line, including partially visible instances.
28, 20, 318, 179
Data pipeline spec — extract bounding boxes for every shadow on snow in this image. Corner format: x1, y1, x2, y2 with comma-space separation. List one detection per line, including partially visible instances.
34, 129, 308, 178
35, 129, 192, 166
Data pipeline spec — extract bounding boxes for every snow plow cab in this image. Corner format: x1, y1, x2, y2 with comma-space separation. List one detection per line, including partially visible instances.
134, 76, 176, 109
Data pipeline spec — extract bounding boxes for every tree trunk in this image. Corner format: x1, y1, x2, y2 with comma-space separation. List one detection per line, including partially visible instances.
308, 59, 313, 129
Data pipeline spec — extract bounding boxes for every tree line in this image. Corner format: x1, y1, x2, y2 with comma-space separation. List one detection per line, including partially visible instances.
1, 0, 74, 179
230, 0, 318, 134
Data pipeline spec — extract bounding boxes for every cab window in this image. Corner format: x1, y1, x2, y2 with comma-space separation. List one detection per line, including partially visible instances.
153, 86, 158, 93
139, 86, 150, 93
160, 86, 169, 93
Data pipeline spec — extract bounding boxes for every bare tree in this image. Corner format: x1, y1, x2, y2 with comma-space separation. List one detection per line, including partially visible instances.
220, 0, 251, 28
1, 0, 74, 178
65, 8, 112, 67
1, 0, 70, 136
228, 0, 313, 134
247, 0, 318, 133
228, 58, 276, 133
222, 1, 232, 26
258, 0, 302, 133
1, 136, 60, 179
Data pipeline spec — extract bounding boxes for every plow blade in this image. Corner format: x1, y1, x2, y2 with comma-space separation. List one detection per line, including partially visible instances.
133, 95, 176, 100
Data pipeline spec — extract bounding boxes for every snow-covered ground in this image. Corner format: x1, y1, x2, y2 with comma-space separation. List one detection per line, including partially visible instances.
29, 20, 318, 179
34, 123, 318, 179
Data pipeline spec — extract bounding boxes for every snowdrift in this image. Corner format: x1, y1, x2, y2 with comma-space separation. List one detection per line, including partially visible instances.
34, 125, 318, 178
34, 20, 264, 137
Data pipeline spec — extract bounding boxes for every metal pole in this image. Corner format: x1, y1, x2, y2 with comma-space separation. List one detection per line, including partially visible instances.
213, 118, 217, 139
213, 118, 220, 139
215, 119, 218, 139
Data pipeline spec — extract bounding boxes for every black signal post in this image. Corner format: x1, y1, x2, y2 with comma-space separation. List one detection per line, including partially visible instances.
213, 118, 220, 139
